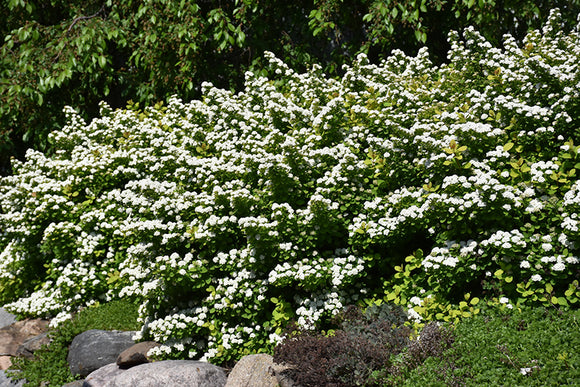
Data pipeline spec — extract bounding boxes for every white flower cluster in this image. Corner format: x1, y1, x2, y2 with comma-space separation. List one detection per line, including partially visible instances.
422, 240, 478, 270
529, 160, 559, 183
480, 230, 527, 251
268, 249, 364, 288
295, 291, 344, 330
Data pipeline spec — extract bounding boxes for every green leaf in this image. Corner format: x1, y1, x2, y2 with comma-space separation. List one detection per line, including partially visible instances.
558, 297, 568, 306
98, 55, 107, 68
503, 142, 514, 152
412, 9, 419, 20
521, 164, 531, 173
414, 29, 425, 43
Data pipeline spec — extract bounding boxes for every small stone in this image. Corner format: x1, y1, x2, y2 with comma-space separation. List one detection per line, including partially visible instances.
0, 356, 12, 371
116, 341, 160, 368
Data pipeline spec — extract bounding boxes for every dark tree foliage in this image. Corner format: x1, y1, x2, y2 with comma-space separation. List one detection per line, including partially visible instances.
1, 0, 578, 174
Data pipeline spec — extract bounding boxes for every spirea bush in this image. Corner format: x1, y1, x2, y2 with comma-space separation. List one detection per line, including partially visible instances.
0, 9, 579, 364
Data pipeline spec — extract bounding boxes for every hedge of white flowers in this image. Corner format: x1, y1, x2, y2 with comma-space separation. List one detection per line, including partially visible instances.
1, 9, 579, 363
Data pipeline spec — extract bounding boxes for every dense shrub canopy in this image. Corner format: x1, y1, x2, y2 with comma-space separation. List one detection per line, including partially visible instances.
0, 10, 579, 363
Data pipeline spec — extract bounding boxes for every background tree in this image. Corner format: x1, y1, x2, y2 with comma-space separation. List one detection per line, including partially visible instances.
1, 0, 578, 175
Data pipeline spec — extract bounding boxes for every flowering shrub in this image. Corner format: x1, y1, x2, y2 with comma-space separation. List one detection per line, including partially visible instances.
0, 9, 579, 363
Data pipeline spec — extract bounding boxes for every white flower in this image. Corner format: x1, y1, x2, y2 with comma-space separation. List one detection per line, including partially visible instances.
520, 260, 530, 269
269, 333, 284, 346
552, 262, 566, 272
407, 308, 422, 323
565, 256, 578, 264
520, 367, 532, 376
531, 274, 542, 282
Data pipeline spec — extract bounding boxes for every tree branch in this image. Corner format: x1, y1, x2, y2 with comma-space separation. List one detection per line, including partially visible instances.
67, 4, 106, 33
53, 4, 106, 64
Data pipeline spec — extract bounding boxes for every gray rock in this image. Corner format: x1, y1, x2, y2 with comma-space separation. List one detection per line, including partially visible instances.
67, 330, 136, 377
116, 341, 159, 368
83, 363, 126, 387
0, 370, 24, 387
16, 332, 51, 359
225, 354, 296, 387
0, 309, 16, 330
85, 360, 227, 387
62, 381, 85, 387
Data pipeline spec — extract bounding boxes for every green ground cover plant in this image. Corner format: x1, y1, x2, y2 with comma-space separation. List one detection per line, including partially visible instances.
398, 304, 580, 386
0, 9, 578, 367
8, 299, 140, 386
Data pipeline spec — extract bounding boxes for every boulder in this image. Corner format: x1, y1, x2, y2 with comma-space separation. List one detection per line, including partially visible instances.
67, 330, 136, 377
16, 332, 51, 359
62, 381, 85, 387
84, 360, 227, 387
83, 363, 126, 387
0, 370, 25, 387
0, 308, 16, 330
116, 341, 160, 369
225, 354, 296, 387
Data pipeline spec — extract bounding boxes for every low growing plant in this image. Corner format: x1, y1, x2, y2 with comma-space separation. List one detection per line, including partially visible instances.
273, 303, 412, 386
398, 304, 580, 386
0, 9, 578, 364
